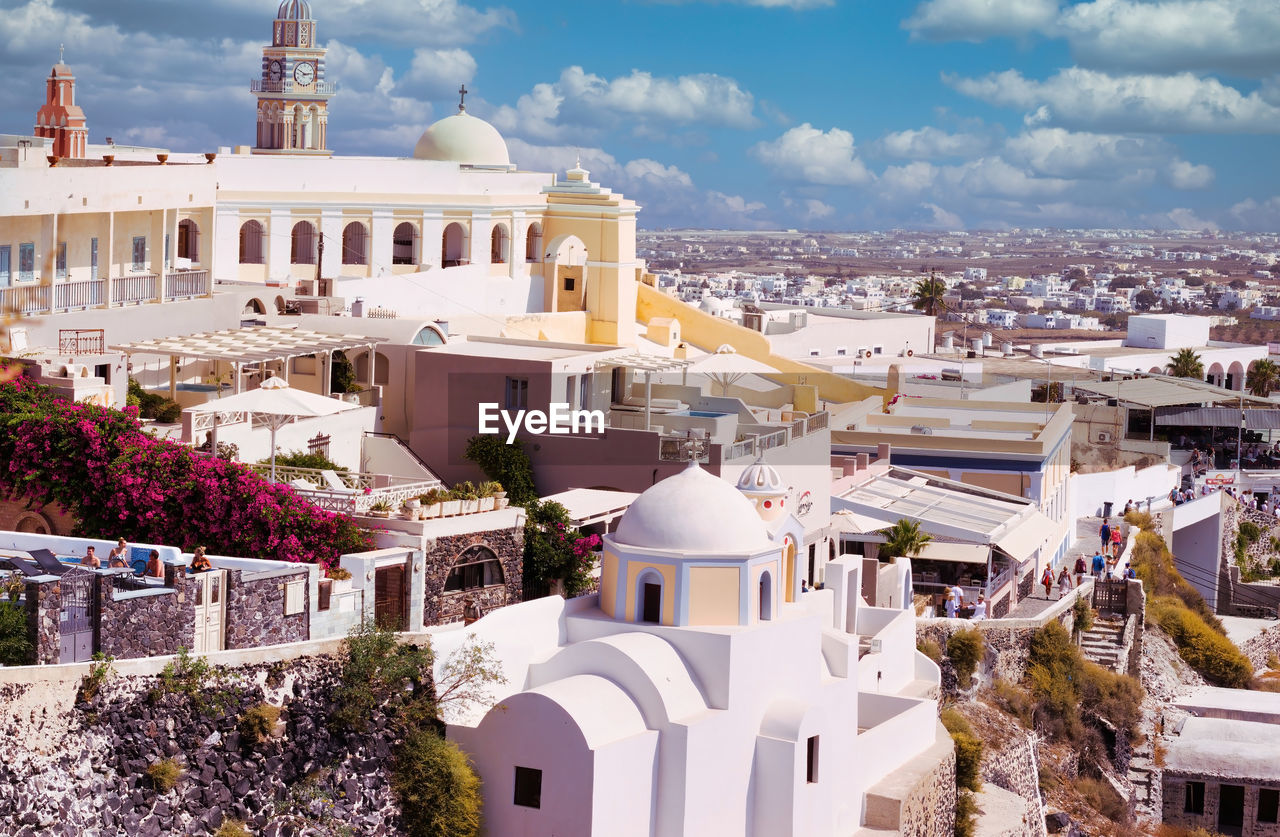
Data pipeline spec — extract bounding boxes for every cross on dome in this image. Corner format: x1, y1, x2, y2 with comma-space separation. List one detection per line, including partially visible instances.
59, 44, 64, 63
458, 84, 468, 112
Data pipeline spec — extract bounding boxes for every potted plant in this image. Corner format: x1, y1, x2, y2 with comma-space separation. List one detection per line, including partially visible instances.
438, 488, 462, 518
404, 496, 422, 519
3, 575, 24, 602
327, 565, 352, 593
477, 481, 497, 512
420, 488, 446, 519
453, 481, 480, 514
489, 481, 508, 509
369, 498, 393, 519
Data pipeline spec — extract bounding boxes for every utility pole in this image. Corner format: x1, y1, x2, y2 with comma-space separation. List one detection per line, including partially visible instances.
315, 232, 324, 290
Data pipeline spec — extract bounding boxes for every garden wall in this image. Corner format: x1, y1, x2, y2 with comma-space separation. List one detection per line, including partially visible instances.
422, 524, 524, 626
224, 568, 309, 649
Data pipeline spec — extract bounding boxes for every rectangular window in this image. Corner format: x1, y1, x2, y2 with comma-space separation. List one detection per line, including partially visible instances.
505, 377, 528, 411
580, 373, 591, 411
564, 275, 575, 292
565, 376, 576, 410
513, 766, 542, 809
164, 232, 170, 266
1184, 781, 1205, 815
806, 735, 819, 783
56, 242, 67, 279
0, 245, 10, 287
1260, 788, 1279, 823
90, 237, 98, 279
835, 347, 846, 357
132, 236, 146, 271
284, 579, 305, 615
19, 242, 35, 282
318, 579, 332, 611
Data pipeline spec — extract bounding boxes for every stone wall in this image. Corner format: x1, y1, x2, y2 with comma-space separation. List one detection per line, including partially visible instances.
982, 730, 1043, 807
1242, 624, 1280, 669
23, 576, 60, 665
1162, 773, 1280, 837
422, 524, 523, 626
917, 609, 1077, 692
896, 731, 958, 837
0, 655, 404, 835
98, 572, 195, 660
224, 569, 309, 650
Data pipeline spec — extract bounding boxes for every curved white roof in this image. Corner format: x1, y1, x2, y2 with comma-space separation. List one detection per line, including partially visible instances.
277, 0, 312, 19
519, 675, 649, 749
737, 456, 786, 497
413, 110, 510, 167
614, 462, 773, 554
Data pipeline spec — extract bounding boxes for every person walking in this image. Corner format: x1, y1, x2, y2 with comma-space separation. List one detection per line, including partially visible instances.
944, 590, 957, 619
1073, 555, 1087, 588
1057, 566, 1072, 598
1110, 524, 1123, 559
1099, 519, 1111, 552
1091, 551, 1106, 580
970, 595, 987, 621
1041, 564, 1055, 599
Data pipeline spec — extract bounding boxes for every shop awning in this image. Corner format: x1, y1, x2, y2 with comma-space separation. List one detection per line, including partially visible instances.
917, 542, 990, 565
993, 511, 1053, 563
1156, 407, 1280, 429
1075, 377, 1270, 409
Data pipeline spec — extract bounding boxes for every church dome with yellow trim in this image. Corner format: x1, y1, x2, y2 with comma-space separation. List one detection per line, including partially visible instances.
614, 461, 774, 554
413, 107, 510, 168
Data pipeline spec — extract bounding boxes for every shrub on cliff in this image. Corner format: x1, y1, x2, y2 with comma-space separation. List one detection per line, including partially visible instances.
1131, 530, 1222, 633
0, 377, 371, 567
393, 728, 482, 837
0, 599, 33, 665
1027, 621, 1144, 742
1149, 596, 1253, 688
946, 628, 985, 690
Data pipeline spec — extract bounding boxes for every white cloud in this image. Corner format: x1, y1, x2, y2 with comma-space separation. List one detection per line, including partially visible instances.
1149, 207, 1221, 230
1166, 159, 1215, 189
904, 0, 1059, 41
1228, 195, 1280, 230
880, 161, 939, 194
401, 48, 477, 99
1002, 127, 1175, 177
946, 67, 1280, 133
750, 124, 874, 185
1057, 0, 1280, 75
490, 65, 758, 142
922, 202, 965, 228
938, 157, 1073, 198
875, 126, 994, 159
624, 158, 695, 188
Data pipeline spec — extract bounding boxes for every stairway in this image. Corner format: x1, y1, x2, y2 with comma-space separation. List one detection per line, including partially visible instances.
1079, 616, 1126, 672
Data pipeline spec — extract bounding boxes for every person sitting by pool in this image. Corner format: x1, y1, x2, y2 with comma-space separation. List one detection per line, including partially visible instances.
145, 549, 164, 580
107, 537, 129, 566
79, 546, 100, 569
107, 553, 128, 569
190, 546, 212, 573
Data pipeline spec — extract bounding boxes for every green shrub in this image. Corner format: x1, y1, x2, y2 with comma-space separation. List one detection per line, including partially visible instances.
1124, 510, 1155, 531
265, 449, 341, 472
1027, 621, 1084, 738
333, 621, 433, 733
464, 434, 537, 507
917, 638, 942, 664
954, 789, 978, 837
239, 702, 282, 748
1132, 531, 1224, 633
1080, 660, 1145, 736
127, 378, 183, 423
1149, 597, 1253, 687
392, 729, 481, 837
946, 628, 985, 689
1240, 520, 1261, 544
990, 679, 1036, 729
79, 653, 114, 702
213, 820, 251, 837
0, 598, 33, 666
1077, 775, 1129, 823
1072, 596, 1094, 635
146, 758, 183, 793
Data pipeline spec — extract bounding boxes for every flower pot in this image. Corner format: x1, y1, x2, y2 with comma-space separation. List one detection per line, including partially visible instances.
496, 497, 509, 509
424, 502, 442, 519
329, 577, 351, 594
479, 497, 496, 512
461, 499, 479, 514
369, 509, 391, 519
440, 499, 461, 517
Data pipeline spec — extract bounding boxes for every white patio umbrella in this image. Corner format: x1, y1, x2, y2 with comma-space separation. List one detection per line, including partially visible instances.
189, 376, 360, 481
684, 345, 778, 396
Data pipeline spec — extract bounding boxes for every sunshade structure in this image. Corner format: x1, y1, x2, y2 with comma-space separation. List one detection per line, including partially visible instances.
111, 326, 386, 399
538, 488, 640, 531
593, 353, 692, 431
188, 376, 361, 481
1074, 375, 1271, 410
684, 345, 778, 396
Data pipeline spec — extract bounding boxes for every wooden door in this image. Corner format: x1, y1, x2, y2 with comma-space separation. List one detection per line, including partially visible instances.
375, 565, 406, 631
191, 570, 226, 654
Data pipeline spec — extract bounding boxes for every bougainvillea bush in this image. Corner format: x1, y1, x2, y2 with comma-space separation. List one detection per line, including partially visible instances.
0, 377, 372, 567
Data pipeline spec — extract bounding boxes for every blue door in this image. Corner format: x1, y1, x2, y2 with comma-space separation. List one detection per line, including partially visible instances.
0, 246, 10, 288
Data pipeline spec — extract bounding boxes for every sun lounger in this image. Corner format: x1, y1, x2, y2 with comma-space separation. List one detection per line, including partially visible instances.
320, 470, 357, 492
0, 555, 42, 576
28, 548, 69, 576
290, 477, 318, 490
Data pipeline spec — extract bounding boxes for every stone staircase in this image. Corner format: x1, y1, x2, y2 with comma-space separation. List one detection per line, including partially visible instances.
1079, 616, 1126, 672
1126, 752, 1158, 814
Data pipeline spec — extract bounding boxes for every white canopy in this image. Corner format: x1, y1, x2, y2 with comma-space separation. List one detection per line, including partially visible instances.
187, 376, 359, 420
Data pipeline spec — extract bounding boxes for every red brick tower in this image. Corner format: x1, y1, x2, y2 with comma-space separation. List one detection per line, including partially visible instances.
34, 53, 88, 159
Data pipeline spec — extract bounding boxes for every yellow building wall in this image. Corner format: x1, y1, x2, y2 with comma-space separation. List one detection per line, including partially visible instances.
687, 566, 741, 626
635, 283, 890, 407
960, 471, 1027, 497
600, 551, 619, 618
624, 560, 677, 625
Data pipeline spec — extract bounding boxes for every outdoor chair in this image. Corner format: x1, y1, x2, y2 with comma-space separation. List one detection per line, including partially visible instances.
320, 470, 357, 493
28, 548, 69, 576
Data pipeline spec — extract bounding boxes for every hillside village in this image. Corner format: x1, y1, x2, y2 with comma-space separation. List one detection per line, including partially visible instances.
2, 5, 1280, 836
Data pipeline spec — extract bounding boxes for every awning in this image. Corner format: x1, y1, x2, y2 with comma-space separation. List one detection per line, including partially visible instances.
993, 510, 1053, 563
916, 542, 990, 565
1074, 377, 1270, 409
1157, 407, 1280, 430
592, 353, 691, 373
111, 326, 385, 365
539, 488, 640, 528
830, 509, 888, 535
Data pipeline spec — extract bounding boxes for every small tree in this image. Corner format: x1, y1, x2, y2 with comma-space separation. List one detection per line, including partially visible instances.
523, 500, 601, 598
393, 729, 482, 837
1166, 348, 1205, 380
911, 270, 948, 318
1247, 359, 1279, 398
878, 518, 932, 559
464, 435, 537, 507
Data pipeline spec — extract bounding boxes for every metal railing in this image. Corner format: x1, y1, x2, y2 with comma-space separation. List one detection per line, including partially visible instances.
53, 279, 104, 311
59, 329, 105, 354
113, 273, 158, 305
0, 283, 51, 315
247, 464, 443, 515
251, 79, 337, 95
164, 269, 210, 301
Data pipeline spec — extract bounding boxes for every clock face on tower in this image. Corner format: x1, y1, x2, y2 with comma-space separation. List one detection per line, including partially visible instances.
269, 61, 282, 82
293, 62, 315, 86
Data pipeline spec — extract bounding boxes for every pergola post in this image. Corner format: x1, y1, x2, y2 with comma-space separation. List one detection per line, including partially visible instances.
644, 371, 652, 432
168, 356, 178, 401
366, 345, 376, 390
234, 361, 242, 394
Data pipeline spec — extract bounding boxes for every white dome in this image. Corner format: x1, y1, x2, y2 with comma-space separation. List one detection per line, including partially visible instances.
413, 110, 510, 167
614, 463, 774, 554
277, 0, 312, 19
737, 457, 786, 496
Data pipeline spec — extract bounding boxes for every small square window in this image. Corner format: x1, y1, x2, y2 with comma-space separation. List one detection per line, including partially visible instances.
564, 276, 575, 292
1184, 781, 1205, 815
514, 766, 542, 809
1260, 788, 1279, 824
284, 579, 305, 615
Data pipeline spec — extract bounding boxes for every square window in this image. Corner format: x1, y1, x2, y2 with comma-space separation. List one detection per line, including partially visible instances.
284, 579, 305, 615
1260, 788, 1279, 824
505, 377, 529, 411
1184, 781, 1205, 815
513, 766, 542, 809
132, 236, 146, 271
806, 735, 819, 783
563, 276, 575, 292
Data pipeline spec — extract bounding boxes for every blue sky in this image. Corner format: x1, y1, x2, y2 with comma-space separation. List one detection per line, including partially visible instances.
2, 0, 1279, 231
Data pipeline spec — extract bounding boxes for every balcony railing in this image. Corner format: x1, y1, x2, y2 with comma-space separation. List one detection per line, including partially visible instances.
247, 464, 443, 516
59, 329, 105, 354
53, 279, 105, 311
164, 269, 210, 301
250, 79, 338, 95
113, 273, 158, 305
0, 283, 51, 315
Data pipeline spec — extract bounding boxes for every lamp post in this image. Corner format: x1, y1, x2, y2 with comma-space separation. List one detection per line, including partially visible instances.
1032, 355, 1054, 422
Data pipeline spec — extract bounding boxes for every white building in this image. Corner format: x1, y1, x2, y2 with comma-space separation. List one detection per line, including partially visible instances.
436, 461, 949, 837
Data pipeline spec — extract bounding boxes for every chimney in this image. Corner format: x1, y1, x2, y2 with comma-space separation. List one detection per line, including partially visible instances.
856, 453, 870, 472
841, 457, 858, 477
876, 443, 891, 464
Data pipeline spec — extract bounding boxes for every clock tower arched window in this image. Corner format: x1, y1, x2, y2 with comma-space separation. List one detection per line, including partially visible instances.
252, 1, 334, 156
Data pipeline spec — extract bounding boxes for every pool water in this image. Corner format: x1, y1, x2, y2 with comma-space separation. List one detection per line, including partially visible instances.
682, 410, 730, 418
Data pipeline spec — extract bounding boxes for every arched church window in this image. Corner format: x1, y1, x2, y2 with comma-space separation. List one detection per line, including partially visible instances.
442, 222, 466, 267
291, 221, 317, 265
491, 224, 509, 264
412, 326, 445, 347
239, 221, 265, 265
636, 570, 664, 624
392, 222, 418, 266
177, 219, 199, 262
444, 545, 505, 592
525, 223, 543, 262
354, 351, 390, 386
342, 222, 368, 265
759, 570, 774, 622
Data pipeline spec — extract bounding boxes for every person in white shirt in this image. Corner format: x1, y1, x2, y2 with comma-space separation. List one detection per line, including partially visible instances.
950, 584, 965, 610
944, 591, 957, 619
970, 595, 987, 621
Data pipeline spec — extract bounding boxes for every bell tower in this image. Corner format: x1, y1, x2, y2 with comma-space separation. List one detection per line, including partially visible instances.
34, 48, 88, 159
251, 0, 334, 155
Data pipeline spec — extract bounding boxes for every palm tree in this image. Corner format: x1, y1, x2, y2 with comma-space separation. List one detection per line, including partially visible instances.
1247, 359, 1280, 397
1166, 348, 1205, 380
879, 518, 933, 559
911, 270, 948, 318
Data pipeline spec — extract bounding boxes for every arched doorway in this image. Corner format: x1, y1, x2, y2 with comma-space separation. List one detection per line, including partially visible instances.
290, 221, 317, 264
1227, 361, 1244, 391
355, 351, 390, 385
442, 222, 467, 266
491, 224, 509, 264
242, 298, 265, 315
758, 570, 773, 622
1207, 363, 1224, 388
239, 221, 264, 264
392, 222, 418, 266
525, 222, 543, 262
545, 234, 588, 311
783, 539, 796, 603
177, 219, 199, 261
636, 570, 663, 624
342, 222, 369, 265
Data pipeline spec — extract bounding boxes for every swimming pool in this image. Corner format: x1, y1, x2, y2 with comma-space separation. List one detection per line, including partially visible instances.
676, 410, 731, 418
